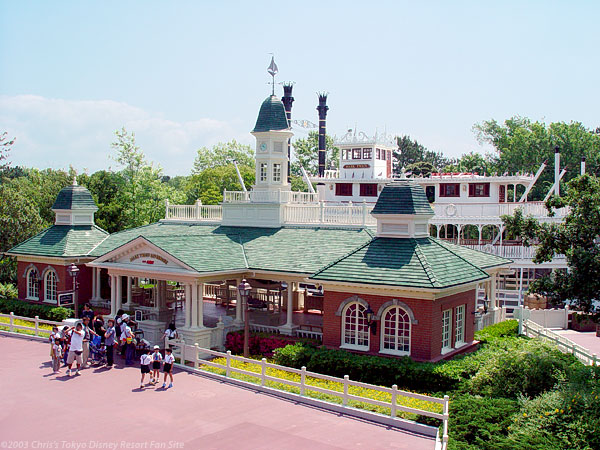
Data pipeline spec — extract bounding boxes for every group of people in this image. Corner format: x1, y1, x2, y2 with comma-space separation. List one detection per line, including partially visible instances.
48, 303, 178, 388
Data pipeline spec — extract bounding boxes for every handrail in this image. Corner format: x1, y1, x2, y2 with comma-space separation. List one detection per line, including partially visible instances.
167, 340, 449, 448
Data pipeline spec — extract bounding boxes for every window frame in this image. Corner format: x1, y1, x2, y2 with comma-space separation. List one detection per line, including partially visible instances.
455, 304, 465, 346
259, 163, 268, 182
26, 268, 39, 300
468, 183, 490, 197
44, 270, 58, 303
379, 305, 411, 356
341, 302, 370, 351
352, 148, 362, 160
335, 183, 353, 196
272, 163, 281, 182
441, 309, 452, 353
362, 148, 372, 159
359, 183, 378, 197
439, 183, 461, 198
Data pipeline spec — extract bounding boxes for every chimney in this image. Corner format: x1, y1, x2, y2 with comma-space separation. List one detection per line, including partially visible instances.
581, 156, 586, 176
317, 93, 329, 177
282, 83, 295, 180
554, 146, 560, 197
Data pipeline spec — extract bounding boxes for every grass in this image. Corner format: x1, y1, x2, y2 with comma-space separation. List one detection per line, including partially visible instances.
0, 316, 54, 337
198, 357, 443, 425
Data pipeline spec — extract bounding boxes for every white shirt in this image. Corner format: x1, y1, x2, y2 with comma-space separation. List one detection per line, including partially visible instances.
164, 329, 177, 339
124, 325, 133, 338
152, 351, 163, 362
140, 354, 153, 366
164, 354, 175, 364
69, 329, 84, 352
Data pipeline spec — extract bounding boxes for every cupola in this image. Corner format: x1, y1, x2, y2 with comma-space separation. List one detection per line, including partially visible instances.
371, 181, 434, 238
51, 179, 98, 225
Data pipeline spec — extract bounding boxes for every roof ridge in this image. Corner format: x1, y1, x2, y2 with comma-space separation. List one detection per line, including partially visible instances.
237, 234, 249, 269
413, 239, 438, 288
311, 236, 376, 277
429, 238, 488, 277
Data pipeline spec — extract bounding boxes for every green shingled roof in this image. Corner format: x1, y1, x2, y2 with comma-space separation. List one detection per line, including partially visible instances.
371, 183, 434, 216
252, 95, 290, 132
90, 222, 374, 274
52, 184, 98, 210
310, 237, 511, 289
7, 225, 108, 258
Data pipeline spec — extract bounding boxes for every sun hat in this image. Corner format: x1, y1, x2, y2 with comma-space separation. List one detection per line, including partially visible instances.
153, 345, 160, 349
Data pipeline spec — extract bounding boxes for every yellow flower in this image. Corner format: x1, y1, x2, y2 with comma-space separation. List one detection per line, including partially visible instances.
545, 412, 550, 416
523, 413, 527, 417
560, 410, 564, 413
555, 409, 559, 413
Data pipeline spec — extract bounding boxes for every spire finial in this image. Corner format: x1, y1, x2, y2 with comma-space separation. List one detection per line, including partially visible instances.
267, 54, 278, 96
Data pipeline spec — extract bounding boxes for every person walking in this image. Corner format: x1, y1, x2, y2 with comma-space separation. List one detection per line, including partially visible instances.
123, 320, 135, 366
66, 323, 85, 376
104, 319, 116, 368
162, 348, 175, 389
139, 349, 152, 388
150, 345, 162, 384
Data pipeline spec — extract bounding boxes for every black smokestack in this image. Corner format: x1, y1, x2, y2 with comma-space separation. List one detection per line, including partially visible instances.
282, 83, 295, 180
317, 93, 329, 177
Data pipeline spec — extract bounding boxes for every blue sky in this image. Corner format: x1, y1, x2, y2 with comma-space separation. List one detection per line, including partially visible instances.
1, 1, 598, 175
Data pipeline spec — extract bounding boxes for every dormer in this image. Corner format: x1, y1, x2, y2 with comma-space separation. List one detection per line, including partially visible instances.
51, 180, 98, 225
371, 182, 434, 238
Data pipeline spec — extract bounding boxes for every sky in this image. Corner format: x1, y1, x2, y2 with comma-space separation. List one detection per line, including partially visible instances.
1, 0, 598, 176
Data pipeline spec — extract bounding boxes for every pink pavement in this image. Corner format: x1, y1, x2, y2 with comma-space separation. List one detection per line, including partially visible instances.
0, 334, 436, 450
554, 329, 600, 358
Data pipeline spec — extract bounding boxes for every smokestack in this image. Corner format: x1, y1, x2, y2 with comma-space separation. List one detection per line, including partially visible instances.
554, 146, 560, 197
282, 83, 294, 180
581, 156, 586, 176
317, 93, 329, 177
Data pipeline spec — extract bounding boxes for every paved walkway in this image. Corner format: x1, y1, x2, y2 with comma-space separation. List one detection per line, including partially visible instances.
554, 329, 600, 357
0, 334, 436, 450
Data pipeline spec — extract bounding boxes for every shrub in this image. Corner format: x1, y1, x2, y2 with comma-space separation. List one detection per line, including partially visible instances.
0, 283, 18, 300
47, 307, 73, 322
474, 319, 519, 344
225, 331, 297, 358
0, 297, 73, 321
273, 342, 317, 367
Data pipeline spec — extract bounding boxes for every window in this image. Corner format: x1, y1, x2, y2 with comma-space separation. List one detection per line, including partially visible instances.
342, 149, 351, 160
343, 302, 369, 349
386, 150, 391, 161
376, 148, 381, 160
259, 163, 267, 182
455, 305, 465, 345
352, 148, 362, 159
273, 163, 281, 182
469, 183, 490, 197
440, 183, 460, 197
27, 268, 39, 300
335, 183, 353, 196
441, 309, 452, 351
44, 270, 57, 302
381, 306, 411, 355
362, 148, 372, 159
360, 183, 378, 197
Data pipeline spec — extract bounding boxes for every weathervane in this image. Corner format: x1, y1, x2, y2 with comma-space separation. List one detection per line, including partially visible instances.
267, 54, 278, 95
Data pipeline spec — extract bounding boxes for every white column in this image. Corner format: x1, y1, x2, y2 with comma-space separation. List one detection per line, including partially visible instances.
184, 284, 191, 328
490, 273, 498, 309
110, 275, 116, 316
96, 268, 102, 299
477, 225, 483, 245
126, 276, 132, 305
197, 282, 204, 328
235, 278, 243, 325
115, 275, 122, 312
285, 282, 294, 327
191, 282, 199, 328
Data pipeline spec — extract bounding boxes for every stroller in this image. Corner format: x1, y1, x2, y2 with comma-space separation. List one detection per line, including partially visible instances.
89, 335, 107, 365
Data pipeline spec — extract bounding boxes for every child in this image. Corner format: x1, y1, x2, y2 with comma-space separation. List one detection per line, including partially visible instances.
151, 345, 162, 384
52, 335, 63, 373
162, 348, 175, 389
140, 349, 152, 388
49, 327, 60, 373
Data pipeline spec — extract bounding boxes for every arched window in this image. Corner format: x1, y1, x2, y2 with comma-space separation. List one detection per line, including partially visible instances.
27, 268, 39, 300
44, 270, 57, 302
380, 306, 411, 355
342, 302, 369, 350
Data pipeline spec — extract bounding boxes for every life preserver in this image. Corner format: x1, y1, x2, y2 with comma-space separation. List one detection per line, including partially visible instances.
445, 204, 457, 217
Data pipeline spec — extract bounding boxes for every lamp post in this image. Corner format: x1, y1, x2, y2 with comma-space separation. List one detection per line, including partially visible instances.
238, 279, 252, 358
67, 263, 80, 317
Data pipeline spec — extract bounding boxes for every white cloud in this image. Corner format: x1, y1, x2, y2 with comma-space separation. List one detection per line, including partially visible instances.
0, 95, 252, 175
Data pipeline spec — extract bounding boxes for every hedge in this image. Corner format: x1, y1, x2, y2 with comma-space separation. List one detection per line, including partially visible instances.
0, 297, 73, 322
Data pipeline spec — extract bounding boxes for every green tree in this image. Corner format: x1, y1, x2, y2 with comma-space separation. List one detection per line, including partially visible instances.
393, 135, 450, 174
192, 140, 254, 174
473, 117, 600, 200
0, 131, 15, 172
405, 161, 435, 177
77, 170, 126, 233
502, 174, 600, 314
185, 165, 255, 205
290, 131, 339, 176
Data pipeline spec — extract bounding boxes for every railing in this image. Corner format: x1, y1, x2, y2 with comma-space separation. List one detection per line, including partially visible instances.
522, 319, 598, 366
432, 201, 568, 220
249, 323, 281, 334
284, 202, 376, 226
474, 307, 507, 331
0, 312, 64, 339
165, 200, 222, 222
460, 243, 566, 261
514, 307, 569, 329
168, 341, 449, 447
223, 190, 320, 204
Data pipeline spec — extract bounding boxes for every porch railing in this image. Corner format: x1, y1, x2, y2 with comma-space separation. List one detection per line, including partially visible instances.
521, 319, 598, 366
167, 341, 449, 448
284, 202, 376, 226
223, 190, 320, 204
165, 200, 222, 222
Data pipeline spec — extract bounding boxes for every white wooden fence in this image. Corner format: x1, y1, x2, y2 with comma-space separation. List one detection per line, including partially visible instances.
167, 340, 449, 448
165, 200, 223, 222
0, 312, 63, 340
474, 307, 507, 331
522, 319, 598, 366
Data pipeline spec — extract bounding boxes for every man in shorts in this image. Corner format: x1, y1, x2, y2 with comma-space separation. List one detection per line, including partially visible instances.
66, 323, 85, 376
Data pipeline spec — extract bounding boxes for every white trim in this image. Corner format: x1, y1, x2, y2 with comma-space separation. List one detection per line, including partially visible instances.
341, 301, 370, 350
26, 266, 39, 301
379, 304, 411, 356
44, 269, 58, 303
454, 304, 465, 346
340, 344, 369, 351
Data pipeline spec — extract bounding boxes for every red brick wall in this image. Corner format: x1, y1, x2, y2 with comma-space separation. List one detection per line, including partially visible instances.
323, 289, 476, 362
17, 260, 94, 305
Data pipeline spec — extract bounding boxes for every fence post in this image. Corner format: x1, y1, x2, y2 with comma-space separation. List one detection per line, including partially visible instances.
9, 312, 14, 333
391, 385, 398, 418
300, 366, 306, 396
34, 315, 40, 337
180, 344, 185, 366
261, 358, 267, 387
194, 343, 200, 369
592, 354, 597, 367
361, 200, 367, 226
442, 395, 450, 449
164, 199, 170, 219
226, 350, 231, 377
320, 201, 325, 224
343, 375, 349, 407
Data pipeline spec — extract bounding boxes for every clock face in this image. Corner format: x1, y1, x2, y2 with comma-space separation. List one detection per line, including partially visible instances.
259, 142, 267, 152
